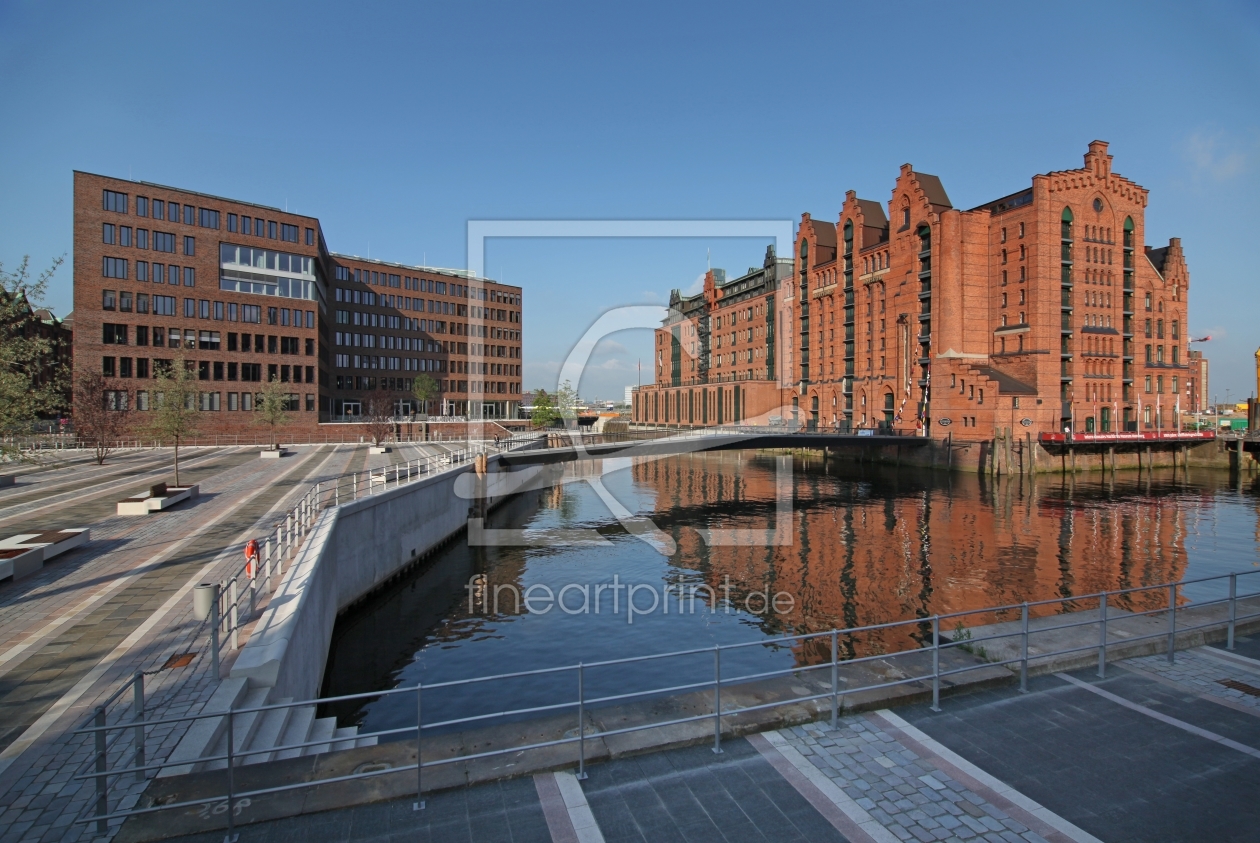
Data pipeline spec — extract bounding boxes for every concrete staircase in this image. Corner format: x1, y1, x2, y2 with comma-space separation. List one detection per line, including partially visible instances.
160, 678, 377, 777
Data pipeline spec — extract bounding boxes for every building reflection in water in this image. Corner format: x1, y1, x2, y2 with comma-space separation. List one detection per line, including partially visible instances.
632, 452, 1190, 664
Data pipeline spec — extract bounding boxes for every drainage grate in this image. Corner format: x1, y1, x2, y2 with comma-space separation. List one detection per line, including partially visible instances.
1218, 678, 1260, 697
161, 652, 197, 670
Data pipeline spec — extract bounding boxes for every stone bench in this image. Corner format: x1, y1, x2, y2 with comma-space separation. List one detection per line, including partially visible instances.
117, 483, 200, 515
0, 528, 90, 581
260, 449, 290, 459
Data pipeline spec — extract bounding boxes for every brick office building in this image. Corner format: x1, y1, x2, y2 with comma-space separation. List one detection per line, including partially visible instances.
635, 141, 1194, 438
73, 171, 522, 435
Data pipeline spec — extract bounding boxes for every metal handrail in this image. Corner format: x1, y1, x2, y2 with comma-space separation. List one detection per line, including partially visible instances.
74, 566, 1260, 835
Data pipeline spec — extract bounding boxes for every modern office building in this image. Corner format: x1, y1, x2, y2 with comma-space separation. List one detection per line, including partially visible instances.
73, 171, 522, 435
1187, 349, 1209, 415
635, 141, 1193, 437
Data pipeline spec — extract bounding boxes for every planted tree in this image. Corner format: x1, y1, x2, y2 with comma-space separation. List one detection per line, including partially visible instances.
0, 256, 67, 462
147, 353, 200, 486
530, 389, 559, 428
74, 370, 131, 465
254, 376, 290, 450
363, 392, 396, 447
411, 373, 438, 417
555, 380, 578, 428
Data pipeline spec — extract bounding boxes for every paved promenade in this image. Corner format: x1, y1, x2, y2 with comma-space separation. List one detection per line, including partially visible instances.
0, 443, 458, 843
156, 637, 1260, 843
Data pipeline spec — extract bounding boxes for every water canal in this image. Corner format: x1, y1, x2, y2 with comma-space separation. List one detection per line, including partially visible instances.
320, 451, 1260, 735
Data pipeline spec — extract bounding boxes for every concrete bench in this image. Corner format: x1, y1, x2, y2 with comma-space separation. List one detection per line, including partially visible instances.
0, 475, 14, 489
260, 449, 290, 459
0, 528, 90, 581
117, 483, 200, 515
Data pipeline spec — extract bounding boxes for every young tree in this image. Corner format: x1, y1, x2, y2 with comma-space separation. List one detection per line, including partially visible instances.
147, 353, 200, 486
555, 380, 579, 428
530, 389, 559, 429
363, 392, 396, 447
254, 376, 290, 450
411, 374, 438, 417
0, 256, 67, 461
73, 370, 131, 465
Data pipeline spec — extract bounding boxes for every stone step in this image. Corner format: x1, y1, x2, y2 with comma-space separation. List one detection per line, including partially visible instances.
331, 726, 358, 753
201, 687, 270, 771
305, 717, 337, 756
159, 677, 250, 778
273, 705, 317, 761
241, 697, 293, 766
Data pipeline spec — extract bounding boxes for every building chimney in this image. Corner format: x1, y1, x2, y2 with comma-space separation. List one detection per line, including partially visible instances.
1086, 140, 1112, 178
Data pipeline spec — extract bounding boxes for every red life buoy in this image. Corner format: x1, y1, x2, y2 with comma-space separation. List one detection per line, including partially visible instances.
244, 539, 259, 578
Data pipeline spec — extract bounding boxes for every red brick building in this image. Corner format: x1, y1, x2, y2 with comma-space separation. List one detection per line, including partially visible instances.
635, 141, 1193, 439
73, 172, 522, 435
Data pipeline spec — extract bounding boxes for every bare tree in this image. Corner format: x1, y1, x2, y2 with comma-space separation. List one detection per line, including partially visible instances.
73, 370, 131, 465
254, 376, 290, 450
146, 353, 200, 486
363, 393, 396, 447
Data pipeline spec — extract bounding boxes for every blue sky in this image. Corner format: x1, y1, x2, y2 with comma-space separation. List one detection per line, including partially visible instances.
1, 1, 1257, 402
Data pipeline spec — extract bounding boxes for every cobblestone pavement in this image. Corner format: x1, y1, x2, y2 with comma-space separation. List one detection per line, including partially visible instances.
1122, 645, 1260, 713
780, 719, 1050, 843
0, 444, 363, 843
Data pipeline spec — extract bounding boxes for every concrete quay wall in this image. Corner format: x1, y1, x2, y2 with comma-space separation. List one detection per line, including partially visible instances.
232, 454, 544, 703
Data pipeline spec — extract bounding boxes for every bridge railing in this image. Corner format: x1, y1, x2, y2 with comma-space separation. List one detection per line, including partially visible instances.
70, 563, 1260, 838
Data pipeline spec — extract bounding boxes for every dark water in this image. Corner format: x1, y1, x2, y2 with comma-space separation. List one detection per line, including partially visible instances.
321, 452, 1260, 736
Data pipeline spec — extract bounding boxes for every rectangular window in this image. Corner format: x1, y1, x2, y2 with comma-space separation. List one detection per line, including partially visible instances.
255, 217, 265, 237
305, 227, 314, 246
153, 231, 176, 252
102, 323, 127, 344
281, 223, 298, 242
183, 235, 195, 256
306, 310, 314, 329
199, 300, 210, 319
102, 356, 116, 377
268, 220, 277, 239
184, 267, 195, 286
214, 301, 224, 320
198, 208, 220, 229
103, 190, 128, 213
268, 307, 278, 325
136, 325, 149, 345
137, 359, 149, 379
136, 197, 148, 217
153, 295, 176, 316
152, 199, 165, 219
119, 357, 132, 378
165, 201, 178, 222
119, 291, 132, 312
227, 213, 238, 233
136, 228, 148, 250
228, 302, 238, 322
119, 226, 132, 247
183, 204, 195, 225
136, 293, 149, 314
242, 304, 261, 323
199, 331, 221, 350
102, 290, 116, 310
102, 257, 128, 279
241, 215, 251, 234
103, 223, 115, 244
184, 298, 195, 318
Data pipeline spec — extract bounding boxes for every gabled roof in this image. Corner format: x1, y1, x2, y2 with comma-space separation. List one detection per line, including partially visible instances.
810, 218, 837, 247
1146, 246, 1169, 277
856, 199, 887, 227
914, 173, 952, 209
974, 366, 1036, 395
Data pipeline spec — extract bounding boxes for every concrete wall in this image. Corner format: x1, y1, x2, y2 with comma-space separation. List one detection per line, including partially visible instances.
232, 454, 543, 702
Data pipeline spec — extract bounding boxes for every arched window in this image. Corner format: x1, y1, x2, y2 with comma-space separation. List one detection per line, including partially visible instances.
1123, 217, 1134, 249
1061, 207, 1074, 240
800, 239, 808, 261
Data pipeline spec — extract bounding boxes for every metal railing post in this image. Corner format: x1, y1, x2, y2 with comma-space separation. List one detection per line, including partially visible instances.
210, 594, 220, 678
93, 705, 108, 835
133, 671, 146, 782
353, 472, 358, 500
578, 663, 587, 780
1019, 603, 1029, 693
1167, 583, 1176, 663
229, 579, 239, 651
1098, 592, 1108, 678
414, 683, 425, 810
931, 616, 941, 712
712, 646, 722, 754
1228, 573, 1238, 650
225, 708, 236, 842
264, 538, 273, 594
830, 630, 839, 729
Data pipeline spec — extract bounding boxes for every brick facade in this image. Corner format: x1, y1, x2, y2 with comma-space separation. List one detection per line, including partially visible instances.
634, 142, 1194, 441
72, 172, 522, 435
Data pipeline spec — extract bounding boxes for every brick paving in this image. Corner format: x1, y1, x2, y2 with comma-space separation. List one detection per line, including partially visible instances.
0, 444, 362, 843
1123, 647, 1260, 713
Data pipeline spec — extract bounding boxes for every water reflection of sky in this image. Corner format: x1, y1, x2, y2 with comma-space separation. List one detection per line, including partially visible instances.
322, 456, 1259, 736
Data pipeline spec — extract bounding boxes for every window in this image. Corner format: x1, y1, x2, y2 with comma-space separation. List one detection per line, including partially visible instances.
255, 218, 265, 237
1144, 292, 1152, 311
153, 295, 176, 315
136, 294, 149, 315
168, 264, 180, 285
102, 356, 116, 377
183, 204, 195, 225
102, 323, 127, 344
1019, 222, 1025, 238
136, 229, 148, 250
305, 227, 314, 246
103, 190, 128, 213
136, 197, 148, 217
281, 223, 298, 242
102, 257, 128, 279
199, 331, 221, 350
120, 291, 132, 312
199, 299, 210, 319
184, 298, 195, 318
268, 220, 277, 239
242, 304, 261, 323
136, 325, 149, 345
214, 301, 224, 320
166, 201, 179, 222
228, 213, 238, 233
198, 208, 220, 229
120, 226, 132, 247
102, 290, 117, 310
184, 267, 195, 286
183, 236, 195, 256
103, 223, 116, 244
154, 231, 176, 253
137, 359, 149, 379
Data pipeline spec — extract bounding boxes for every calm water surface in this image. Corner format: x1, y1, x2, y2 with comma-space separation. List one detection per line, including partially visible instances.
321, 452, 1260, 734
